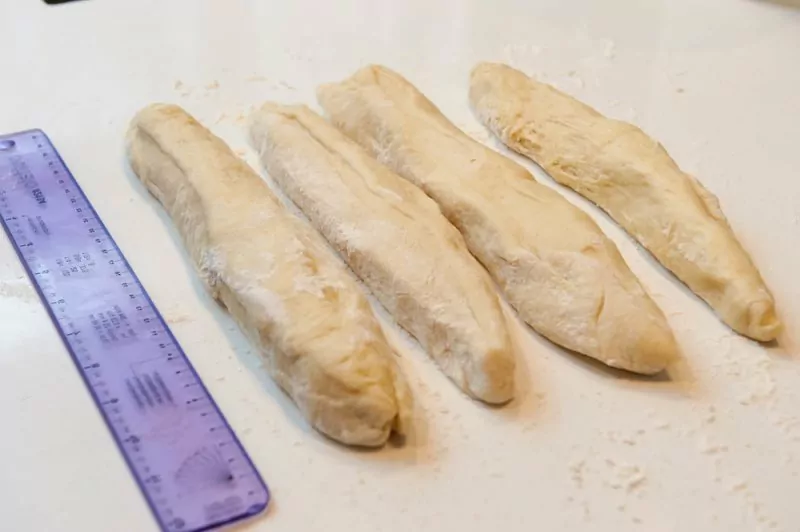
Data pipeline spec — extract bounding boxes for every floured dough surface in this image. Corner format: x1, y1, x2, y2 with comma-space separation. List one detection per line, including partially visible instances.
249, 103, 516, 403
318, 66, 678, 375
469, 62, 780, 342
126, 103, 411, 446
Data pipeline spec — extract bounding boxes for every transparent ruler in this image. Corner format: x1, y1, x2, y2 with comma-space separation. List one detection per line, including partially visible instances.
0, 130, 270, 531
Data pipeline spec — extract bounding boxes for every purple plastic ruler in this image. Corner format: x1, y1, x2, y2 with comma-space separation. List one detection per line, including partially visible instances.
0, 130, 270, 531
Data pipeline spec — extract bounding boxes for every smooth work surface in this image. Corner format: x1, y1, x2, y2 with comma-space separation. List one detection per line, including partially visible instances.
1, 0, 799, 531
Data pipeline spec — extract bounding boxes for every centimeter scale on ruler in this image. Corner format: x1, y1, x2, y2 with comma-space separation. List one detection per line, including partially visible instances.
0, 131, 269, 532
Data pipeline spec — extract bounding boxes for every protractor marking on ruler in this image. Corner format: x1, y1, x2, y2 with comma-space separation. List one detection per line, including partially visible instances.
0, 129, 269, 532
175, 446, 236, 491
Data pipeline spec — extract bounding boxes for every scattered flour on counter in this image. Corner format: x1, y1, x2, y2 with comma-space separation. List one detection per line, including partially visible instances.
503, 42, 542, 58
715, 335, 778, 406
705, 405, 717, 425
604, 430, 639, 446
161, 302, 193, 325
214, 112, 227, 125
172, 81, 194, 98
565, 457, 593, 522
603, 40, 616, 59
728, 479, 748, 493
770, 414, 800, 442
698, 434, 729, 455
739, 487, 779, 529
569, 459, 586, 488
165, 313, 191, 325
737, 356, 777, 405
0, 280, 36, 302
604, 459, 647, 493
567, 70, 585, 90
243, 77, 296, 91
171, 79, 221, 98
621, 434, 638, 446
691, 415, 780, 529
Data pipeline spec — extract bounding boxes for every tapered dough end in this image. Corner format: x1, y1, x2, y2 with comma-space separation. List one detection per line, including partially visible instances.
240, 288, 412, 448
302, 360, 411, 447
734, 297, 782, 342
235, 294, 411, 448
462, 345, 515, 404
594, 258, 680, 375
301, 384, 396, 447
463, 314, 516, 403
217, 287, 411, 449
598, 311, 679, 375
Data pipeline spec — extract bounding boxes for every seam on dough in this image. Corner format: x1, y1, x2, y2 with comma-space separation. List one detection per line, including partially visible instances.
594, 290, 606, 326
272, 110, 422, 224
135, 127, 223, 293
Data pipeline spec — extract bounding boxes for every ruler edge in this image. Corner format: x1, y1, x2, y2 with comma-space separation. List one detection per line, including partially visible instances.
0, 129, 271, 531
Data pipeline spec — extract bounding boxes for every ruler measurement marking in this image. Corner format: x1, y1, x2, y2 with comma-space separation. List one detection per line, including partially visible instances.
0, 130, 268, 532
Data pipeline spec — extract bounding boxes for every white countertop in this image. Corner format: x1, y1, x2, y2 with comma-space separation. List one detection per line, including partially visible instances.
2, 0, 799, 530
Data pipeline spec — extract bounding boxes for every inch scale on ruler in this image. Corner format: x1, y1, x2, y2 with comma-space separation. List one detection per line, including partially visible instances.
0, 130, 269, 532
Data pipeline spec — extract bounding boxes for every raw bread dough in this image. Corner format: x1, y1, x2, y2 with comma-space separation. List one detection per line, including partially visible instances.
126, 103, 411, 446
318, 66, 678, 375
249, 103, 515, 403
469, 62, 781, 342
